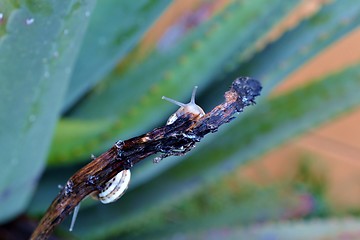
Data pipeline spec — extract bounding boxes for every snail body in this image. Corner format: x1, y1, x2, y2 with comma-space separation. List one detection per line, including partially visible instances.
162, 86, 205, 125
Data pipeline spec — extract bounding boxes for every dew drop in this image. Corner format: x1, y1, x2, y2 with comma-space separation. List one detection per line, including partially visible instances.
26, 18, 34, 25
64, 29, 69, 35
0, 13, 4, 23
153, 156, 163, 163
115, 140, 124, 149
85, 11, 90, 17
87, 175, 98, 185
64, 180, 74, 196
53, 51, 59, 58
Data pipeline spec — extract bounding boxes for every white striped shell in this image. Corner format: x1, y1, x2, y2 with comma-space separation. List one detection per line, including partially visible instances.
98, 169, 131, 204
69, 168, 131, 232
162, 86, 205, 125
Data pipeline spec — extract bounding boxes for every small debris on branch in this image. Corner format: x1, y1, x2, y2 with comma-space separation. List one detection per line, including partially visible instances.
30, 77, 262, 240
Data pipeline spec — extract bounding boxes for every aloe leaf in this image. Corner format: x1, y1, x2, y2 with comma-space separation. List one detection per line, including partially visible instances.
29, 64, 360, 238
231, 0, 360, 95
71, 0, 297, 120
202, 0, 360, 109
70, 185, 305, 240
63, 0, 172, 110
49, 0, 299, 166
118, 155, 329, 239
0, 0, 95, 222
157, 218, 360, 240
47, 118, 111, 164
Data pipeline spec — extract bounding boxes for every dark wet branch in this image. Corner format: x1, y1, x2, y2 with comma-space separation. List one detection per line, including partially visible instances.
30, 77, 262, 240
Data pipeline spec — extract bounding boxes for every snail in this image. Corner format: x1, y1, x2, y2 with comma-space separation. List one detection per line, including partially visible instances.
69, 169, 131, 231
162, 86, 205, 125
70, 87, 203, 231
96, 169, 131, 204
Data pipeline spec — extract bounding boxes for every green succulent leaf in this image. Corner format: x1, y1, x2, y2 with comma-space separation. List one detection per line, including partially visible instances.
63, 0, 172, 110
200, 0, 360, 111
116, 155, 330, 239
0, 0, 96, 222
156, 218, 360, 240
234, 0, 360, 94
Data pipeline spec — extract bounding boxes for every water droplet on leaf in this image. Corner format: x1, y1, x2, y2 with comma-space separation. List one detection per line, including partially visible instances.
26, 18, 34, 25
153, 156, 163, 163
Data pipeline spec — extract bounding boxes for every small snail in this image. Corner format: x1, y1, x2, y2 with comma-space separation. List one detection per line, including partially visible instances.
96, 169, 131, 204
162, 86, 205, 125
69, 170, 131, 231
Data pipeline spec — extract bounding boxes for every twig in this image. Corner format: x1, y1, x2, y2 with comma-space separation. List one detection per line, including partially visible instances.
30, 77, 262, 240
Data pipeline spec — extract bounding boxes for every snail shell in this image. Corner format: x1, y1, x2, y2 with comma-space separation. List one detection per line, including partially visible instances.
69, 167, 131, 231
97, 169, 131, 204
162, 86, 205, 125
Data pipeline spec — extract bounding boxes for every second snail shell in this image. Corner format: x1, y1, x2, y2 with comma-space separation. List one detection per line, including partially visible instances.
97, 169, 131, 204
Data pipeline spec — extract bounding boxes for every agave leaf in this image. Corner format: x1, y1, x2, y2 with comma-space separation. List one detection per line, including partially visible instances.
70, 0, 298, 120
29, 64, 360, 238
157, 218, 360, 240
49, 0, 299, 166
47, 118, 111, 164
63, 0, 172, 110
226, 0, 360, 96
119, 155, 329, 239
0, 0, 95, 222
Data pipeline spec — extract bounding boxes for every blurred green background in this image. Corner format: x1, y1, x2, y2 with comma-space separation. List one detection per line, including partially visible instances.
1, 0, 360, 239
